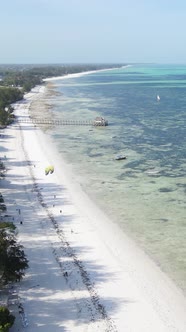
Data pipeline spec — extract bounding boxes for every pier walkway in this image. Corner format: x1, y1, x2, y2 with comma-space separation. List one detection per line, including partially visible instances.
15, 117, 108, 127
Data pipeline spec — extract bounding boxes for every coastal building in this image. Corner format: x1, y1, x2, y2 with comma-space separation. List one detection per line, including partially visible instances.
93, 117, 108, 126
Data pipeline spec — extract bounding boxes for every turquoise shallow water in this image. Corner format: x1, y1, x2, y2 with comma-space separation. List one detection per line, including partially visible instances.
44, 64, 186, 293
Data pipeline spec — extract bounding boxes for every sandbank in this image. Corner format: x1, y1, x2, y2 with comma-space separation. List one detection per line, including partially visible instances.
0, 82, 186, 331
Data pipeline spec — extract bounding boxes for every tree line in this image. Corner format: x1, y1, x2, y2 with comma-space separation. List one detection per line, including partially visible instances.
0, 219, 28, 331
0, 87, 23, 127
0, 146, 27, 332
0, 160, 29, 331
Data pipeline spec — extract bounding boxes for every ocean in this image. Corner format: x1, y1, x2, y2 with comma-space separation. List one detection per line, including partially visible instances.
43, 64, 186, 293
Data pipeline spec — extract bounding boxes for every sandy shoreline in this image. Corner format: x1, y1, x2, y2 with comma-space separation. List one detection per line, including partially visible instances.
1, 80, 186, 331
42, 65, 131, 82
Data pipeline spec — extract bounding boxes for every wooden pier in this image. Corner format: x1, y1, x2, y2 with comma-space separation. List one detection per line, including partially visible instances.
15, 117, 108, 127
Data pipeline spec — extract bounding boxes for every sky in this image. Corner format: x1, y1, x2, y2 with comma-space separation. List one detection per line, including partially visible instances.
1, 0, 186, 64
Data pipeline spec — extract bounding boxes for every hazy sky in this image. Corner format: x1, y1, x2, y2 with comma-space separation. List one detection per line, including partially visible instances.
1, 0, 186, 64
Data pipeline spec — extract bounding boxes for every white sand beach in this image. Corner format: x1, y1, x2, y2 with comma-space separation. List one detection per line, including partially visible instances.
43, 70, 102, 82
1, 78, 186, 331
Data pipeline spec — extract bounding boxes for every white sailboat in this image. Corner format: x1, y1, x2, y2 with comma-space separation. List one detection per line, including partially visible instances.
157, 95, 160, 101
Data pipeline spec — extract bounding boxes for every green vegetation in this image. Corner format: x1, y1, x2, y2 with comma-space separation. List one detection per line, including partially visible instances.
0, 63, 123, 83
0, 222, 16, 231
0, 193, 6, 213
0, 63, 123, 91
0, 87, 23, 126
1, 71, 41, 92
0, 162, 6, 175
0, 225, 29, 285
0, 306, 15, 332
0, 218, 27, 330
0, 193, 28, 331
1, 159, 27, 285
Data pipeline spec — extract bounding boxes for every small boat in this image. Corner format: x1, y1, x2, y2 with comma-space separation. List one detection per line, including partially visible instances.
115, 155, 127, 161
157, 95, 160, 101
